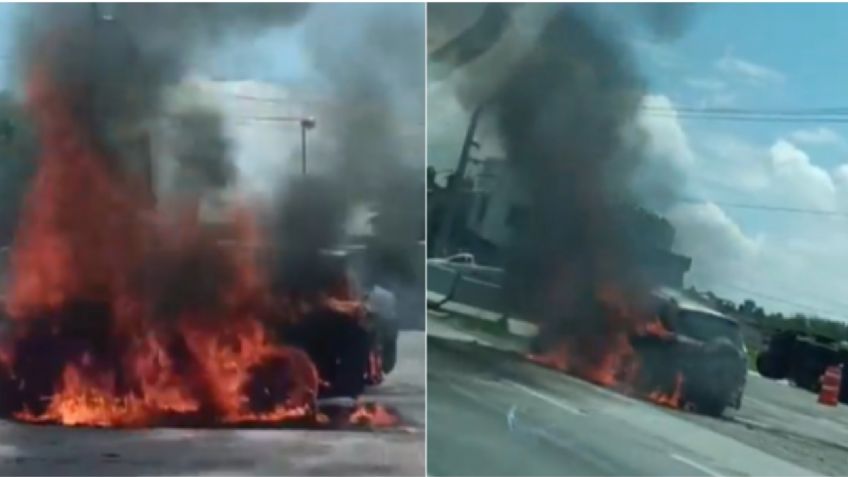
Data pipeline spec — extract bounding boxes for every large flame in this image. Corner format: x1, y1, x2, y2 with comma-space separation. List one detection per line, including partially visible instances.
647, 372, 684, 409
528, 286, 688, 409
0, 63, 335, 427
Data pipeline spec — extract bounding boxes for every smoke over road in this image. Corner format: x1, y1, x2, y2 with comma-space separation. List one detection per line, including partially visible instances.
298, 4, 425, 252
4, 4, 425, 328
0, 4, 422, 428
12, 4, 309, 198
429, 3, 694, 368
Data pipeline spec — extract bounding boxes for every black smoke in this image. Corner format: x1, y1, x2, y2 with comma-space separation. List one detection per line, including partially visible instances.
429, 4, 695, 347
168, 109, 235, 192
494, 7, 648, 347
294, 4, 425, 328
300, 3, 424, 229
268, 176, 350, 301
13, 3, 309, 193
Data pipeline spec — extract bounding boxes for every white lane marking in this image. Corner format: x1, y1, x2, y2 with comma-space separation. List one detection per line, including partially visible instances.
506, 405, 518, 430
446, 381, 492, 407
507, 380, 584, 416
670, 453, 723, 477
449, 375, 584, 416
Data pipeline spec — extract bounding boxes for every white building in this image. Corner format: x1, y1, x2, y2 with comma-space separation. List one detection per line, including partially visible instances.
465, 157, 529, 248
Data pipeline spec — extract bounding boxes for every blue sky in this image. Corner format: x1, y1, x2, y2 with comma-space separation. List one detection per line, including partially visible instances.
640, 3, 848, 151
3, 3, 847, 319
627, 4, 848, 320
0, 3, 19, 91
0, 3, 315, 91
426, 4, 848, 321
0, 3, 423, 97
0, 2, 425, 219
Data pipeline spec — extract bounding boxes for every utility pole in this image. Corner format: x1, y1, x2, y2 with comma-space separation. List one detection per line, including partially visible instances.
300, 117, 316, 175
434, 103, 485, 256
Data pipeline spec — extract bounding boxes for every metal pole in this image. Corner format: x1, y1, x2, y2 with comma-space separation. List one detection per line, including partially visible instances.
434, 103, 485, 256
301, 123, 307, 175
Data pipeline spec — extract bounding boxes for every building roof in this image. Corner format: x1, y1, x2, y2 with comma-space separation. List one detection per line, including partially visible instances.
654, 286, 735, 322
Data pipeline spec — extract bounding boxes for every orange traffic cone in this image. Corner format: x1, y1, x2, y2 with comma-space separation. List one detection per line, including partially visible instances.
818, 364, 843, 406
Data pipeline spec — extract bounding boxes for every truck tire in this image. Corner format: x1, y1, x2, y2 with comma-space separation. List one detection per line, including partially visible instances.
756, 351, 789, 379
382, 334, 398, 374
691, 394, 727, 417
685, 338, 742, 417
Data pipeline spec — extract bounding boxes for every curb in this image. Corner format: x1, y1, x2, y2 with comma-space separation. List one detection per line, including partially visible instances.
427, 291, 538, 338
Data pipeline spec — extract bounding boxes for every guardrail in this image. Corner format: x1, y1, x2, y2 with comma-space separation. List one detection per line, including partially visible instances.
427, 262, 504, 312
427, 261, 538, 338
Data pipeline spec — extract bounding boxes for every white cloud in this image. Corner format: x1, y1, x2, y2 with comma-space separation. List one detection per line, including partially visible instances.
685, 77, 726, 92
832, 164, 848, 211
688, 134, 839, 212
631, 38, 680, 71
636, 95, 696, 170
668, 200, 848, 320
637, 93, 848, 320
768, 139, 837, 210
715, 52, 785, 85
695, 132, 772, 193
627, 95, 695, 207
667, 202, 761, 287
788, 127, 843, 146
684, 77, 737, 108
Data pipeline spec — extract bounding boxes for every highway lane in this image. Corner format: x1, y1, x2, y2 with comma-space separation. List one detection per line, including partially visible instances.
677, 371, 848, 476
428, 313, 817, 476
0, 331, 425, 476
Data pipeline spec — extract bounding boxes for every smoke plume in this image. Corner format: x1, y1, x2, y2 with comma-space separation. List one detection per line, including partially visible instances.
429, 4, 695, 349
300, 3, 424, 227
494, 7, 648, 349
168, 109, 235, 193
13, 3, 309, 198
290, 5, 425, 327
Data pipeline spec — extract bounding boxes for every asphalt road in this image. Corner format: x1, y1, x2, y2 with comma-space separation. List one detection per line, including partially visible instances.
0, 331, 425, 476
680, 369, 848, 476
428, 312, 830, 476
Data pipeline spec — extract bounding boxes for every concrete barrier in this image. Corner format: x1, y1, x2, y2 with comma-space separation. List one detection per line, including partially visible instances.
427, 261, 538, 338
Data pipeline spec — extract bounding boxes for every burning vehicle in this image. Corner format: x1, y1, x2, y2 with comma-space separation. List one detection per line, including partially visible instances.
429, 4, 747, 418
528, 286, 747, 416
0, 129, 401, 427
634, 288, 747, 415
269, 246, 400, 398
0, 4, 412, 430
0, 210, 400, 428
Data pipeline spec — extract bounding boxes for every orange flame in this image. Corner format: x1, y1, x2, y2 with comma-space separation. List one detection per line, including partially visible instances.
527, 285, 684, 406
648, 372, 684, 409
348, 402, 399, 428
0, 59, 334, 427
638, 319, 673, 339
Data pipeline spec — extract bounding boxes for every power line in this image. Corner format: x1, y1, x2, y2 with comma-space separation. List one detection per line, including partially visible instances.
213, 91, 423, 120
646, 112, 848, 124
679, 197, 848, 218
715, 282, 848, 321
643, 105, 848, 116
642, 105, 848, 124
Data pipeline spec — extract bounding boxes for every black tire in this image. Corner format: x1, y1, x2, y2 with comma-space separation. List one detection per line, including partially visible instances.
685, 338, 742, 417
692, 394, 727, 417
281, 309, 370, 398
756, 352, 784, 379
382, 332, 398, 374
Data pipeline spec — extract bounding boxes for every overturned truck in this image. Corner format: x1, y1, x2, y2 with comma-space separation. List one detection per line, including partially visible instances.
756, 331, 848, 403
